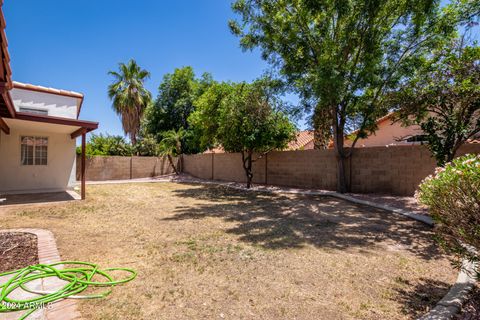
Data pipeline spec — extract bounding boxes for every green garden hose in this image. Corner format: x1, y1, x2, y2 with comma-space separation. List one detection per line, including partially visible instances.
0, 261, 137, 320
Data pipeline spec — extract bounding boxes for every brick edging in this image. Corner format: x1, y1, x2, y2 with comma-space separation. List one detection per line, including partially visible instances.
0, 228, 82, 320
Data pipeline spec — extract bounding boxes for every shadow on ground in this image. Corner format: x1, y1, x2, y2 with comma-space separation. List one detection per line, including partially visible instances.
392, 277, 451, 318
0, 192, 76, 206
164, 183, 442, 260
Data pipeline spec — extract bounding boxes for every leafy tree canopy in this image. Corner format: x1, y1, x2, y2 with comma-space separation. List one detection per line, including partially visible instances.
218, 80, 295, 154
191, 78, 296, 188
392, 38, 480, 165
229, 0, 463, 192
77, 134, 133, 156
77, 133, 160, 157
143, 66, 214, 154
189, 82, 236, 151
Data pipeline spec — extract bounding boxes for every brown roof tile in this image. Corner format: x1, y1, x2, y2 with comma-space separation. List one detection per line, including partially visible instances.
287, 131, 314, 150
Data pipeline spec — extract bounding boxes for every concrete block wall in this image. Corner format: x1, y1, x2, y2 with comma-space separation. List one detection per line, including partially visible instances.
213, 153, 266, 184
266, 149, 337, 190
183, 144, 480, 196
76, 155, 176, 181
183, 153, 213, 180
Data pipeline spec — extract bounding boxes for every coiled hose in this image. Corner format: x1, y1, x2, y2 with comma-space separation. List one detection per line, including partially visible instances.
0, 261, 136, 320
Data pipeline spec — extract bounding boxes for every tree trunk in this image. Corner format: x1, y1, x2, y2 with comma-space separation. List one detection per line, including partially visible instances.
167, 155, 179, 174
312, 106, 331, 149
178, 154, 184, 173
242, 150, 254, 189
336, 155, 348, 193
130, 133, 137, 147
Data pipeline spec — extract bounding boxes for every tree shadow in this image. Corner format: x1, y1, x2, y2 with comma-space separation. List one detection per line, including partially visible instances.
392, 277, 451, 318
164, 183, 444, 260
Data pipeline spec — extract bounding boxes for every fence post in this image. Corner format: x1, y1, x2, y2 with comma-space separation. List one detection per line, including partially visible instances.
265, 153, 268, 185
211, 153, 214, 180
130, 156, 133, 180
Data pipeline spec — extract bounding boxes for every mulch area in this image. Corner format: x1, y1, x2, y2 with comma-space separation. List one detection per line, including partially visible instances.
456, 286, 480, 320
0, 232, 38, 273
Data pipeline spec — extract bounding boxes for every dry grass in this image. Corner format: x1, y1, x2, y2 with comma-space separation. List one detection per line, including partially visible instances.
0, 183, 457, 319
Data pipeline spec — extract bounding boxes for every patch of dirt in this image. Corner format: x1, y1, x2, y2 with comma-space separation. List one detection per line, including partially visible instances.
0, 232, 38, 273
456, 286, 480, 320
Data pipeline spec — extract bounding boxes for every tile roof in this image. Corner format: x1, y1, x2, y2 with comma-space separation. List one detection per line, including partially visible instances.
12, 81, 85, 119
466, 138, 480, 144
13, 81, 84, 99
204, 131, 315, 153
287, 130, 314, 150
204, 146, 224, 153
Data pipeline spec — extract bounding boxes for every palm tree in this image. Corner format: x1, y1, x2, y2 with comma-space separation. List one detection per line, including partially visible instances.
108, 59, 151, 146
159, 129, 186, 174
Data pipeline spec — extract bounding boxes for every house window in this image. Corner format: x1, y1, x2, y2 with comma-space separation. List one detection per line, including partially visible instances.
19, 107, 48, 115
21, 136, 48, 165
405, 135, 429, 143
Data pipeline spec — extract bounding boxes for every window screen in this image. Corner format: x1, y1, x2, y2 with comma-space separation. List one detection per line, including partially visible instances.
19, 107, 48, 115
21, 136, 48, 165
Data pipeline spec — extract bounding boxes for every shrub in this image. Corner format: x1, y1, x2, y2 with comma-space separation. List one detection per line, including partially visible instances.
417, 154, 480, 278
133, 135, 160, 156
76, 134, 133, 156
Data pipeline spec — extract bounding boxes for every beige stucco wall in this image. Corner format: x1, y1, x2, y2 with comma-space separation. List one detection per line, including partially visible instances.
0, 123, 76, 194
348, 119, 423, 147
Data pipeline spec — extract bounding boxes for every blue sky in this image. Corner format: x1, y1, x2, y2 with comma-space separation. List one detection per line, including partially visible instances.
4, 1, 304, 138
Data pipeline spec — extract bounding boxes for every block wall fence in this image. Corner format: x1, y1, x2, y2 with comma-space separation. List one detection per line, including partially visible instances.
76, 145, 479, 195
76, 155, 177, 181
183, 144, 480, 196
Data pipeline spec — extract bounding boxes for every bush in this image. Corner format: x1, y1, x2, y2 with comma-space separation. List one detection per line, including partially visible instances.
133, 135, 160, 156
76, 134, 133, 156
416, 154, 480, 277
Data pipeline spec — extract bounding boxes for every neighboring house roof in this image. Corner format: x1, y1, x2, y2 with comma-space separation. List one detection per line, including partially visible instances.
287, 130, 314, 150
204, 146, 225, 154
204, 130, 315, 153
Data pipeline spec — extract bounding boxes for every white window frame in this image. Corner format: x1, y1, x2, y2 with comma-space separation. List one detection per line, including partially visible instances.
20, 136, 48, 166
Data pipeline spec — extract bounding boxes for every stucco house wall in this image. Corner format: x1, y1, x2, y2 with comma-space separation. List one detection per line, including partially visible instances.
347, 116, 423, 147
0, 124, 77, 194
0, 83, 87, 194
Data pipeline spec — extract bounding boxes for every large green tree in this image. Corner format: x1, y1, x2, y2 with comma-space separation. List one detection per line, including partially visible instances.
189, 82, 236, 151
393, 39, 480, 166
144, 66, 213, 154
229, 0, 458, 192
192, 79, 296, 188
108, 59, 152, 146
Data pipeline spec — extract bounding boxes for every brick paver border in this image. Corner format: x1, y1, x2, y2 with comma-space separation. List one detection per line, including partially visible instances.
0, 229, 82, 320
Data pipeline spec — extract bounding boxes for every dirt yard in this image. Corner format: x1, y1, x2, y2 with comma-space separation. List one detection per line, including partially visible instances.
0, 183, 457, 319
0, 232, 38, 273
